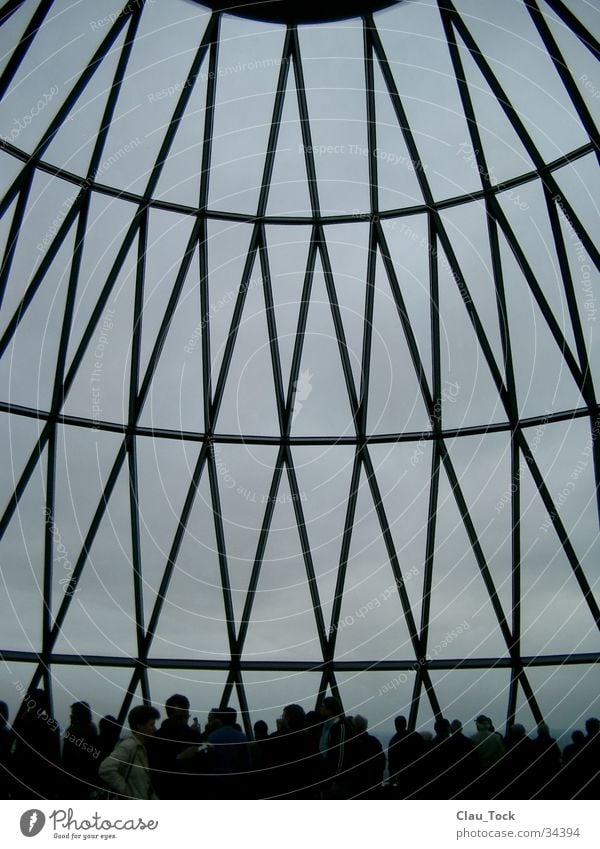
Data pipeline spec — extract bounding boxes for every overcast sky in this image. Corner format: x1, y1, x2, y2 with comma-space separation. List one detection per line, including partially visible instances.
0, 0, 599, 742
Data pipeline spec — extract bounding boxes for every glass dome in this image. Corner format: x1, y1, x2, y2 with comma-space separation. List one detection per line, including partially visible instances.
0, 0, 598, 744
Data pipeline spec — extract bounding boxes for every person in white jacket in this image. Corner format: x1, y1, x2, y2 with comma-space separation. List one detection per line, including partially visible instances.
98, 704, 160, 799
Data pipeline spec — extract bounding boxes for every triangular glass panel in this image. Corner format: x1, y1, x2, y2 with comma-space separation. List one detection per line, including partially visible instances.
53, 461, 137, 658
453, 26, 537, 184
0, 170, 78, 338
436, 239, 507, 429
334, 464, 415, 662
62, 223, 137, 424
242, 475, 324, 663
0, 199, 77, 410
373, 59, 427, 210
367, 248, 432, 435
499, 227, 584, 418
264, 224, 312, 393
136, 435, 203, 619
146, 468, 232, 661
290, 251, 357, 437
290, 444, 357, 628
519, 451, 599, 657
427, 462, 509, 659
51, 424, 124, 618
0, 445, 47, 651
264, 57, 313, 217
213, 248, 281, 437
43, 26, 128, 177
137, 239, 204, 433
213, 442, 280, 627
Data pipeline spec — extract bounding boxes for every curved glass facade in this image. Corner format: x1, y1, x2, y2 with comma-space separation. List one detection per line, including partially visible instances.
0, 0, 598, 739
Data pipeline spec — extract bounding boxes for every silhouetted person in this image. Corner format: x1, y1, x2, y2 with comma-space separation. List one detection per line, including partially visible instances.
151, 694, 204, 799
97, 715, 121, 762
11, 689, 61, 799
421, 718, 454, 799
346, 715, 385, 798
61, 701, 99, 799
207, 707, 251, 798
573, 717, 600, 799
447, 719, 477, 799
562, 729, 585, 765
0, 701, 12, 798
471, 715, 504, 798
267, 704, 321, 799
530, 722, 561, 798
318, 696, 351, 798
498, 723, 535, 799
98, 705, 159, 799
388, 716, 426, 798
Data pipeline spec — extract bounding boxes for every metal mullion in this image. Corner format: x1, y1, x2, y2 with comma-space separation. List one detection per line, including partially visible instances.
1, 2, 138, 215
206, 445, 237, 657
234, 673, 252, 739
0, 170, 34, 310
442, 0, 599, 269
357, 224, 376, 438
24, 440, 129, 695
0, 0, 54, 99
525, 0, 599, 155
289, 25, 320, 217
2, 401, 598, 451
408, 672, 422, 731
198, 218, 212, 433
0, 0, 27, 26
1, 137, 593, 225
135, 216, 204, 415
209, 229, 261, 423
419, 443, 441, 656
235, 447, 286, 654
284, 446, 328, 660
128, 209, 148, 424
221, 673, 235, 708
256, 27, 294, 219
141, 442, 211, 654
42, 425, 56, 674
507, 435, 522, 730
7, 652, 598, 671
283, 231, 317, 433
126, 217, 148, 667
489, 197, 589, 403
258, 225, 286, 433
0, 196, 84, 357
126, 435, 147, 680
328, 448, 363, 657
317, 228, 360, 421
197, 28, 221, 432
541, 0, 600, 60
355, 19, 378, 418
438, 441, 514, 649
516, 432, 600, 627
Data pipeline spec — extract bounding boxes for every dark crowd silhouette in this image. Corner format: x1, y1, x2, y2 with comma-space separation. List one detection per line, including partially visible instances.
0, 691, 598, 800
